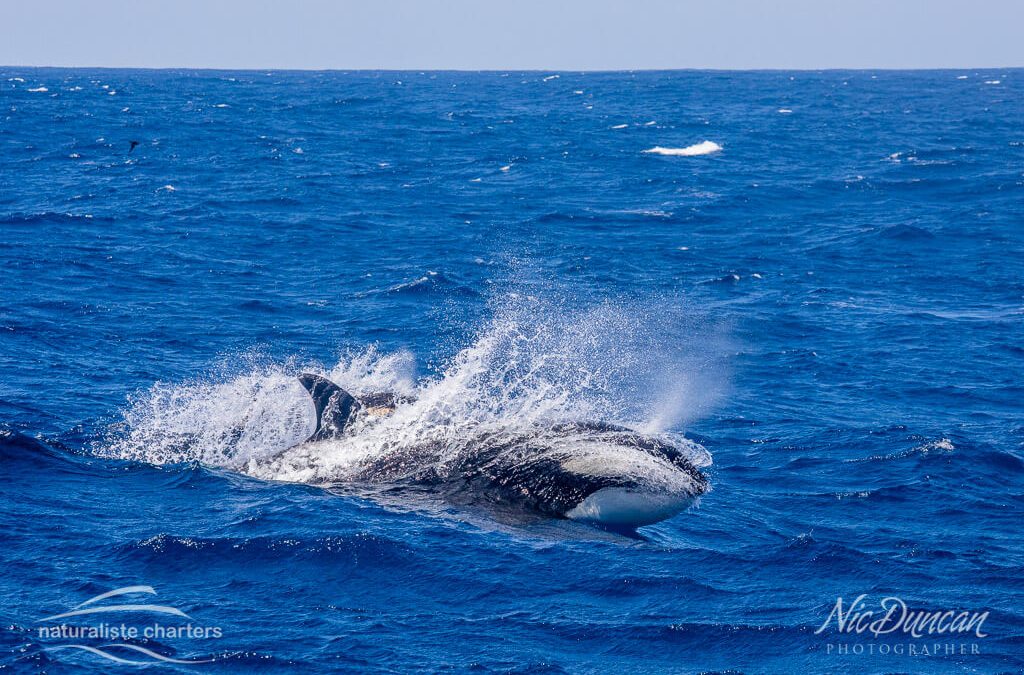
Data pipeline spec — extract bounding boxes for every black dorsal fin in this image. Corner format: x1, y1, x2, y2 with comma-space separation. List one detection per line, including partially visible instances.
297, 373, 361, 441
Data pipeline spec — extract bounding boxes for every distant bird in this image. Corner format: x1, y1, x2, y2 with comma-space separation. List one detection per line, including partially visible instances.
129, 140, 140, 153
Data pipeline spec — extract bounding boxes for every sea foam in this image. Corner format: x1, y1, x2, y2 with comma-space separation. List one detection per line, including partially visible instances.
643, 141, 722, 157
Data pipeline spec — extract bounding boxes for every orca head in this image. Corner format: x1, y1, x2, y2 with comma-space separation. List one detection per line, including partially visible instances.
460, 430, 709, 529
556, 434, 709, 528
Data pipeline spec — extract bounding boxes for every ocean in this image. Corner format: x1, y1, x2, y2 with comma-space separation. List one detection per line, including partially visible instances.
1, 69, 1022, 673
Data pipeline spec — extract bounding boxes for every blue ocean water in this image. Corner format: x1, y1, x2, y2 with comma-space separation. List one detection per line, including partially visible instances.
1, 68, 1023, 673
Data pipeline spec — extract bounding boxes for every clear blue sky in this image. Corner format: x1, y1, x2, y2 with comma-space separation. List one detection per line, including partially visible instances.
3, 0, 1021, 70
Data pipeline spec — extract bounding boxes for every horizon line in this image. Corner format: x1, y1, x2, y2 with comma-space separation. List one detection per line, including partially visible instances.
3, 64, 1022, 73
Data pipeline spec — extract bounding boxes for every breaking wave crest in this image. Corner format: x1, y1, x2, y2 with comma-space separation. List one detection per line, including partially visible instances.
643, 141, 722, 157
98, 296, 724, 485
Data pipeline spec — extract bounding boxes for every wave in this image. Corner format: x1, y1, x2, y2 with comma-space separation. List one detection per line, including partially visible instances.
1, 212, 111, 226
0, 429, 77, 467
118, 532, 410, 565
642, 141, 722, 157
355, 271, 479, 298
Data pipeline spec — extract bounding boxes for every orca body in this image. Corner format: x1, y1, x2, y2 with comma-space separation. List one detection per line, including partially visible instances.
297, 373, 708, 528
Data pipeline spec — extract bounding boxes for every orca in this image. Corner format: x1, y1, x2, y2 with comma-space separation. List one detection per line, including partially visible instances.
297, 373, 708, 528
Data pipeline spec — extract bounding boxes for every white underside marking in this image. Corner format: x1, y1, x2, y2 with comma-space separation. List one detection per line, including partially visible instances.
566, 487, 695, 527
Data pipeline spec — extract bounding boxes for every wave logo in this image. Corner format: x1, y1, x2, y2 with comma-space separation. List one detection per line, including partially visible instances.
37, 585, 221, 665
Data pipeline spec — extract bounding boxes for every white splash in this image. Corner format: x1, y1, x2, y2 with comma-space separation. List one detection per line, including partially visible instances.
643, 141, 722, 157
99, 296, 725, 487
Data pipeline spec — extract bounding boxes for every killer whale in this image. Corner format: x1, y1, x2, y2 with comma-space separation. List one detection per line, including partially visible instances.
297, 373, 708, 528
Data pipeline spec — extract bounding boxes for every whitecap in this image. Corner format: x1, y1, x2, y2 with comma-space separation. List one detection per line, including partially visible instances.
985, 80, 1001, 85
573, 90, 583, 95
214, 103, 229, 108
293, 147, 304, 154
27, 86, 48, 92
956, 75, 969, 80
610, 123, 628, 129
158, 185, 176, 192
500, 165, 511, 172
777, 108, 793, 114
542, 74, 559, 82
643, 141, 722, 157
644, 120, 657, 126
